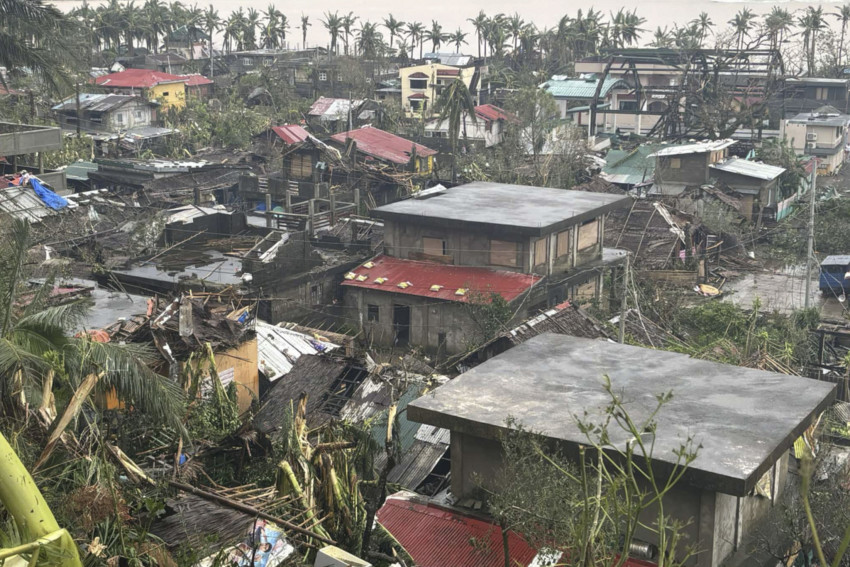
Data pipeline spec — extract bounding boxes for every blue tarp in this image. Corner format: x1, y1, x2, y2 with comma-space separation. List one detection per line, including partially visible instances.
30, 178, 68, 210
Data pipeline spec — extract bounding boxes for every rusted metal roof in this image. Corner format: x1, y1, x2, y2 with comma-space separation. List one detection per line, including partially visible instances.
270, 124, 309, 145
330, 126, 436, 164
340, 254, 540, 303
178, 73, 213, 86
94, 68, 187, 88
377, 494, 539, 567
474, 104, 515, 123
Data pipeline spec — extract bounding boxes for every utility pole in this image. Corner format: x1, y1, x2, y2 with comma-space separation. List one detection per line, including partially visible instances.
75, 82, 81, 137
619, 252, 630, 343
805, 159, 818, 309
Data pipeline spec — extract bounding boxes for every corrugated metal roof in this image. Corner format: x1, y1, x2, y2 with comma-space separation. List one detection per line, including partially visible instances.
602, 144, 662, 186
94, 68, 187, 88
340, 254, 540, 303
256, 320, 338, 381
52, 93, 143, 113
648, 139, 737, 157
709, 157, 785, 181
541, 76, 627, 99
0, 184, 78, 223
376, 494, 539, 567
787, 111, 850, 126
307, 97, 364, 119
423, 53, 473, 66
178, 73, 213, 86
62, 160, 98, 181
474, 104, 515, 123
330, 126, 436, 164
270, 124, 309, 145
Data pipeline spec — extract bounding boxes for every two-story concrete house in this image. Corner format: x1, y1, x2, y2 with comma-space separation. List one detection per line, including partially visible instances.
52, 94, 157, 133
423, 104, 516, 148
781, 78, 850, 116
408, 333, 836, 567
781, 108, 850, 175
648, 139, 737, 194
401, 62, 481, 118
341, 183, 629, 354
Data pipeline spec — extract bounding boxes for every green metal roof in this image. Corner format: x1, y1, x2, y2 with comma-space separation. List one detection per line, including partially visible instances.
62, 160, 98, 182
541, 77, 628, 99
602, 144, 664, 186
370, 383, 427, 454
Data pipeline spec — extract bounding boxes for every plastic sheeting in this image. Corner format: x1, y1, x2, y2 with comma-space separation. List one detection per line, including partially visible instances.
30, 178, 68, 210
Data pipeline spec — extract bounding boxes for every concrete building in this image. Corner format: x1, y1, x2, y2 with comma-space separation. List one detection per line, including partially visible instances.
781, 77, 850, 116
400, 61, 483, 118
648, 140, 737, 194
52, 94, 157, 133
341, 183, 629, 354
93, 68, 212, 110
407, 333, 836, 567
708, 157, 786, 221
781, 108, 850, 175
540, 75, 629, 128
0, 121, 67, 193
423, 104, 515, 148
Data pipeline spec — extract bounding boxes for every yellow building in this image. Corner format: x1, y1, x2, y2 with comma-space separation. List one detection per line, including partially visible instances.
95, 68, 192, 110
400, 63, 478, 118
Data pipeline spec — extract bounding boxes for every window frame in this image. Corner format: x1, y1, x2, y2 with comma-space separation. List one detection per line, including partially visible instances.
422, 237, 446, 257
367, 304, 380, 322
556, 230, 570, 258
489, 239, 518, 267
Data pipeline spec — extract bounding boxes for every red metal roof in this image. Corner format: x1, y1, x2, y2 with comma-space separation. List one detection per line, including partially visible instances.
377, 496, 538, 567
271, 124, 309, 145
436, 68, 460, 76
340, 254, 539, 303
330, 126, 437, 164
178, 73, 213, 86
475, 104, 517, 123
95, 68, 187, 88
378, 494, 661, 567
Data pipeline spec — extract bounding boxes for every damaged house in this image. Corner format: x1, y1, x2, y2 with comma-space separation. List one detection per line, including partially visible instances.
407, 333, 836, 567
341, 182, 630, 355
101, 294, 259, 413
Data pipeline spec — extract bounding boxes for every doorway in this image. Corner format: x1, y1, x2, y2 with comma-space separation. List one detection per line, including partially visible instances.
393, 304, 410, 346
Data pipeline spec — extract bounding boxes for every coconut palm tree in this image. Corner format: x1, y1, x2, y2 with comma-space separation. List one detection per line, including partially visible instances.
507, 12, 524, 52
0, 219, 185, 433
406, 20, 424, 59
341, 12, 357, 55
690, 12, 713, 47
834, 5, 850, 69
765, 7, 794, 53
650, 26, 673, 48
244, 7, 261, 49
729, 8, 755, 50
383, 14, 404, 50
799, 6, 826, 75
321, 11, 341, 54
449, 28, 468, 53
424, 20, 446, 53
203, 4, 220, 76
301, 14, 310, 48
468, 11, 488, 57
357, 21, 382, 59
436, 78, 477, 183
1, 0, 77, 90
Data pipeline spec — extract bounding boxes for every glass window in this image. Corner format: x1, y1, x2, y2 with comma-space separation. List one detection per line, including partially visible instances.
319, 71, 328, 81
115, 112, 124, 123
490, 240, 518, 267
669, 157, 681, 169
409, 78, 427, 89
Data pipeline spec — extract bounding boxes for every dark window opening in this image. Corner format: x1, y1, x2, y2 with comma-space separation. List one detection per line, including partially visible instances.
393, 304, 411, 346
367, 304, 379, 321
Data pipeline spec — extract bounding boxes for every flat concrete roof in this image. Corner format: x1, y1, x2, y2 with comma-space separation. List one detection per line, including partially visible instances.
372, 182, 630, 236
408, 334, 835, 496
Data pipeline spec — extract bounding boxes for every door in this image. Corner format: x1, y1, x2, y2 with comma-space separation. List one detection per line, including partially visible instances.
393, 304, 411, 346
